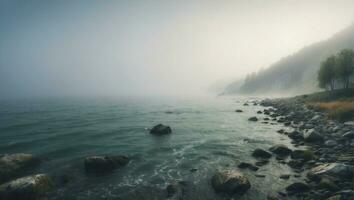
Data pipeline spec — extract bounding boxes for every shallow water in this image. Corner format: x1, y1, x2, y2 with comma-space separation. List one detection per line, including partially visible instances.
0, 96, 300, 199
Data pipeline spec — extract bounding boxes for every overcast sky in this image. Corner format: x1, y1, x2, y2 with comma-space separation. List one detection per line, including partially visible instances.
1, 0, 354, 98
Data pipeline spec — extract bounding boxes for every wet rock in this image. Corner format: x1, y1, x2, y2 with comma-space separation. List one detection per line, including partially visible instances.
257, 111, 262, 114
304, 129, 323, 142
248, 117, 258, 122
291, 150, 314, 161
237, 162, 259, 171
325, 140, 338, 147
288, 131, 304, 140
325, 195, 341, 200
342, 131, 354, 139
287, 160, 305, 169
0, 174, 52, 200
211, 170, 251, 195
243, 103, 249, 106
255, 174, 266, 178
252, 149, 272, 159
0, 154, 40, 184
269, 144, 292, 157
279, 174, 290, 179
150, 124, 172, 135
318, 177, 339, 191
84, 155, 129, 173
285, 182, 310, 194
166, 181, 186, 200
255, 160, 269, 166
307, 163, 354, 180
235, 109, 243, 113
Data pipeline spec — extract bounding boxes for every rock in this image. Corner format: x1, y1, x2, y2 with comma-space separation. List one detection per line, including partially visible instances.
318, 177, 339, 191
0, 154, 40, 184
255, 160, 269, 166
255, 174, 266, 178
252, 149, 272, 159
307, 163, 354, 179
326, 195, 341, 200
211, 170, 251, 195
288, 131, 304, 140
304, 129, 323, 142
325, 140, 338, 147
243, 103, 249, 106
237, 162, 259, 171
269, 145, 292, 157
343, 131, 354, 139
166, 181, 185, 200
285, 182, 310, 194
84, 155, 129, 173
248, 117, 258, 122
287, 160, 305, 169
257, 111, 262, 114
291, 150, 314, 161
344, 121, 354, 126
235, 109, 243, 113
0, 174, 52, 200
279, 174, 290, 179
150, 124, 172, 135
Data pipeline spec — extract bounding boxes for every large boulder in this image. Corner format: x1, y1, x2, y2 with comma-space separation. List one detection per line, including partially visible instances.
84, 155, 129, 173
0, 174, 52, 200
303, 129, 323, 142
269, 144, 292, 157
0, 154, 40, 184
211, 170, 250, 195
307, 163, 354, 180
150, 124, 172, 135
252, 149, 272, 159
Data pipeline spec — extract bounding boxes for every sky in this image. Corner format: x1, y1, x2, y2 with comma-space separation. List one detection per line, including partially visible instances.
1, 0, 354, 98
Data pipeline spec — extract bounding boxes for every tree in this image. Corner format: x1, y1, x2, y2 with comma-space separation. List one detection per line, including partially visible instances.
335, 49, 354, 89
318, 55, 336, 90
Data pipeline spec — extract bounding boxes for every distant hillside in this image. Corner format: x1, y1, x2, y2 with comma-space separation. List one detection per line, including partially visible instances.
226, 23, 354, 95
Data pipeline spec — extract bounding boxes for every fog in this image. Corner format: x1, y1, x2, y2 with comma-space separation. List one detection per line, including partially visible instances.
1, 0, 354, 98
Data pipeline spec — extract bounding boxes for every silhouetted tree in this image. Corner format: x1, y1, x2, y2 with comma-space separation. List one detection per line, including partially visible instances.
335, 49, 354, 89
318, 55, 336, 90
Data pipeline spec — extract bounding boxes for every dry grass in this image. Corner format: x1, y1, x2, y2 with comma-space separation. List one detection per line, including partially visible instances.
308, 101, 354, 122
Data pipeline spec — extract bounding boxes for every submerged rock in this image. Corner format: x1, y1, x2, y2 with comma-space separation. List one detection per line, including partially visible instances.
342, 131, 354, 139
252, 149, 272, 159
0, 154, 40, 184
0, 174, 52, 200
235, 109, 243, 113
211, 170, 250, 195
150, 124, 172, 135
269, 144, 292, 157
288, 131, 304, 140
84, 155, 129, 173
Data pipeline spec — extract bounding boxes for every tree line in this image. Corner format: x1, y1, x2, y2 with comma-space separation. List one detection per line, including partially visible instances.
318, 49, 354, 90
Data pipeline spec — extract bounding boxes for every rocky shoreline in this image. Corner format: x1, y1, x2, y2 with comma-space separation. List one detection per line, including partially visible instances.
0, 97, 353, 200
256, 97, 354, 200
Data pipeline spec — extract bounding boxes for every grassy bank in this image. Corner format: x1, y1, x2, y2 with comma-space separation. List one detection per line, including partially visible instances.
293, 89, 354, 122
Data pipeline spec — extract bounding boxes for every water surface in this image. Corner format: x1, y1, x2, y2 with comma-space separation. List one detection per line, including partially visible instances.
0, 96, 299, 200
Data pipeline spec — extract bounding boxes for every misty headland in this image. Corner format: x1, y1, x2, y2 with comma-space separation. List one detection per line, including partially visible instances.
1, 1, 354, 200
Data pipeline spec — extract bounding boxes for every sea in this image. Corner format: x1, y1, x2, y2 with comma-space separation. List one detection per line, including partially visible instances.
0, 95, 301, 200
